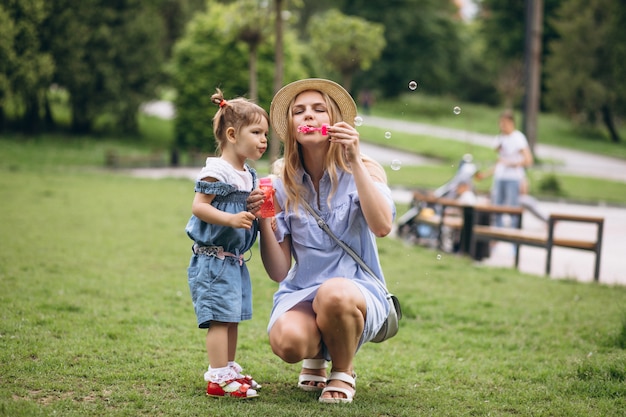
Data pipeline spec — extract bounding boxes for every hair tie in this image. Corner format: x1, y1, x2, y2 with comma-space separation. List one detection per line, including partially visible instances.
219, 99, 228, 108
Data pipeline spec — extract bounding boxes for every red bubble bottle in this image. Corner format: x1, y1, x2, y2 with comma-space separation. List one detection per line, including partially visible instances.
259, 177, 275, 218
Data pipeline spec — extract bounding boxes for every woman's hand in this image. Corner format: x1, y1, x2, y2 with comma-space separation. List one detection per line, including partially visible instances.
247, 188, 265, 216
327, 121, 360, 163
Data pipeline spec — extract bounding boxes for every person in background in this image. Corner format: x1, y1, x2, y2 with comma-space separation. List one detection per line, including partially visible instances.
184, 88, 268, 399
477, 110, 533, 227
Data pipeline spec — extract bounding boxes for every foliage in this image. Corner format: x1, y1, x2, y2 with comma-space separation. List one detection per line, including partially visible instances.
225, 0, 274, 103
340, 0, 466, 98
0, 0, 54, 132
170, 0, 306, 153
544, 0, 626, 142
44, 0, 166, 134
537, 173, 563, 195
307, 9, 385, 91
477, 0, 563, 108
1, 0, 201, 136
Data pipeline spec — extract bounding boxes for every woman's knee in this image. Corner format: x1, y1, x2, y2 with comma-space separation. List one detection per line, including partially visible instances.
313, 278, 367, 316
315, 278, 365, 315
269, 317, 318, 363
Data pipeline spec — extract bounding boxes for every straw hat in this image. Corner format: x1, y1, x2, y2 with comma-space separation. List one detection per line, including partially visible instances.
270, 78, 357, 142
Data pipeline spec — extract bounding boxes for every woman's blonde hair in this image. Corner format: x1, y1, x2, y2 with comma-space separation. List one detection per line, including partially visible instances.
279, 90, 386, 213
210, 88, 269, 155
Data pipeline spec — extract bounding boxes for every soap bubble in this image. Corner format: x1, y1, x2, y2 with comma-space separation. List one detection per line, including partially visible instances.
453, 106, 461, 115
408, 80, 418, 90
354, 116, 363, 126
384, 131, 392, 139
390, 159, 402, 171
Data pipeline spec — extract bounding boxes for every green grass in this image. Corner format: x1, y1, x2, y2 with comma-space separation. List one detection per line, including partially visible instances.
1, 137, 625, 416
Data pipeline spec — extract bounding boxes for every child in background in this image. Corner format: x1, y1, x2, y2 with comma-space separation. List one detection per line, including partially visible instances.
185, 89, 269, 398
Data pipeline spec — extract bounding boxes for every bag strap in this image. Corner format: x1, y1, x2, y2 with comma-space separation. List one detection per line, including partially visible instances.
301, 199, 390, 295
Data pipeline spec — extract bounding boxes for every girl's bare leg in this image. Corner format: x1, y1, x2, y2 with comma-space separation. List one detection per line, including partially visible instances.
206, 322, 229, 368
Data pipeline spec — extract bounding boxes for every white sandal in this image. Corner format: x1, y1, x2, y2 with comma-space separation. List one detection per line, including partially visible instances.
297, 359, 328, 392
318, 371, 356, 404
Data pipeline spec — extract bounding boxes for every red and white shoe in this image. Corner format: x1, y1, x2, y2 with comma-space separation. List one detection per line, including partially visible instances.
230, 362, 262, 390
206, 380, 258, 399
235, 374, 262, 390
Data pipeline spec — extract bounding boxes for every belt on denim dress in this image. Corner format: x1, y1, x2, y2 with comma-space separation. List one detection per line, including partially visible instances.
192, 245, 244, 266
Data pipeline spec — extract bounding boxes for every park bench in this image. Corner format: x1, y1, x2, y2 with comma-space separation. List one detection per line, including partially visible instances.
404, 192, 605, 281
469, 206, 604, 281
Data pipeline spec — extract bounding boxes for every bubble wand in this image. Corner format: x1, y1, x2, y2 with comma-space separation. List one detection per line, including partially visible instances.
297, 124, 329, 136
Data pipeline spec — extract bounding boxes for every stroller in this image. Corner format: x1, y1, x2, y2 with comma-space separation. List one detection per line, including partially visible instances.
396, 154, 479, 250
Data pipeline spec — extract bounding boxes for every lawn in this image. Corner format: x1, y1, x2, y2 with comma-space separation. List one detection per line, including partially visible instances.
0, 138, 625, 416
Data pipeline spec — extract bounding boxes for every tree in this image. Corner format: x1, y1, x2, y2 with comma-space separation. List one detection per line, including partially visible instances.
478, 0, 563, 108
307, 9, 385, 92
340, 0, 465, 98
226, 0, 272, 103
0, 5, 16, 130
544, 0, 625, 142
171, 0, 306, 154
0, 0, 55, 133
45, 0, 165, 134
157, 0, 206, 60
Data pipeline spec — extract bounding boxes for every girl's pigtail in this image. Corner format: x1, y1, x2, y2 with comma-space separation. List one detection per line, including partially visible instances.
211, 89, 227, 109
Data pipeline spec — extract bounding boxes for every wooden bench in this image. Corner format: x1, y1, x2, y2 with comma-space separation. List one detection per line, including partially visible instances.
469, 206, 604, 281
405, 192, 605, 281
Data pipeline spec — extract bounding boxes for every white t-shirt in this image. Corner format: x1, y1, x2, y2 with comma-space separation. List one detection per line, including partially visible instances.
196, 157, 253, 191
493, 130, 528, 181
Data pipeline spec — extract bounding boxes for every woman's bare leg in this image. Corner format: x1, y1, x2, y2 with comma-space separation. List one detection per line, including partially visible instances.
313, 278, 366, 401
269, 301, 322, 363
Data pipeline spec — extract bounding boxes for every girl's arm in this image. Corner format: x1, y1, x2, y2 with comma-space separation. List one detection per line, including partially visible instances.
191, 179, 256, 229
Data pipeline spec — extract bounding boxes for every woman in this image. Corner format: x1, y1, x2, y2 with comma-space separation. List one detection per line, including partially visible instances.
252, 78, 395, 403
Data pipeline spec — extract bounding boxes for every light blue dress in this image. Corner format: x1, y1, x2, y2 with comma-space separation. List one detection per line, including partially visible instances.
185, 158, 259, 328
267, 167, 396, 351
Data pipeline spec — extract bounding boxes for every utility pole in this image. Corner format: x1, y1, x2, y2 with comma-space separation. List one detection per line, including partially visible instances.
522, 0, 543, 154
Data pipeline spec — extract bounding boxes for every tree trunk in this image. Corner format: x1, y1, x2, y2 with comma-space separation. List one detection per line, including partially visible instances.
249, 42, 258, 103
269, 0, 284, 164
341, 71, 353, 96
0, 104, 5, 132
71, 97, 92, 134
23, 95, 41, 134
119, 102, 139, 134
44, 94, 55, 131
601, 104, 621, 143
522, 0, 543, 155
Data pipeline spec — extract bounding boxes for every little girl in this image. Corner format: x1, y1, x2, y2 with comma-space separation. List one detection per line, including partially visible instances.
185, 89, 269, 398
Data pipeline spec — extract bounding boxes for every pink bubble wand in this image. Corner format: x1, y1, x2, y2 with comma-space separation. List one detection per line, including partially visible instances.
297, 124, 329, 136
